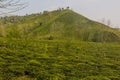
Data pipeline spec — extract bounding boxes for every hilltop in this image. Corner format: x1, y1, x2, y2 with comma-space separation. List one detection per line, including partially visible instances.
0, 9, 119, 80
0, 9, 120, 42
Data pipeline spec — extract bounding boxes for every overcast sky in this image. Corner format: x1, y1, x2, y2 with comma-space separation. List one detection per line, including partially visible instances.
13, 0, 120, 28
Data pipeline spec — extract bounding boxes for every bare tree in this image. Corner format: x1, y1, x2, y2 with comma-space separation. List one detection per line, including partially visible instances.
0, 0, 27, 15
107, 19, 111, 26
101, 18, 105, 24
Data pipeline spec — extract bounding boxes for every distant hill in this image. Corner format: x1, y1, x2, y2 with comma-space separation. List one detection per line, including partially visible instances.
0, 9, 120, 42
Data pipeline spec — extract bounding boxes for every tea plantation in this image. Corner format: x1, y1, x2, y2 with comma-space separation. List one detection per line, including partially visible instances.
0, 38, 119, 80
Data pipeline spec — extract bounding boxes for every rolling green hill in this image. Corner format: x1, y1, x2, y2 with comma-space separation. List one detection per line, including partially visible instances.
0, 9, 120, 42
0, 9, 120, 80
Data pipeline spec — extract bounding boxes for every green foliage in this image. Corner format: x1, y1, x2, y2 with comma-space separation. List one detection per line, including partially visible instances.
0, 9, 120, 80
0, 9, 120, 42
0, 39, 119, 79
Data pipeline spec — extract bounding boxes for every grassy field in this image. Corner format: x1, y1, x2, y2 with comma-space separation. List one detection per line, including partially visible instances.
0, 9, 120, 80
0, 38, 119, 80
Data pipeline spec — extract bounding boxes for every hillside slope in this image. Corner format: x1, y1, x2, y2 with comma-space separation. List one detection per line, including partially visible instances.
0, 9, 119, 80
0, 9, 120, 42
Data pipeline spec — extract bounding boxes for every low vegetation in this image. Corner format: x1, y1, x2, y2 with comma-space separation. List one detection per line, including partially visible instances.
0, 38, 119, 80
0, 9, 120, 42
0, 9, 120, 80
